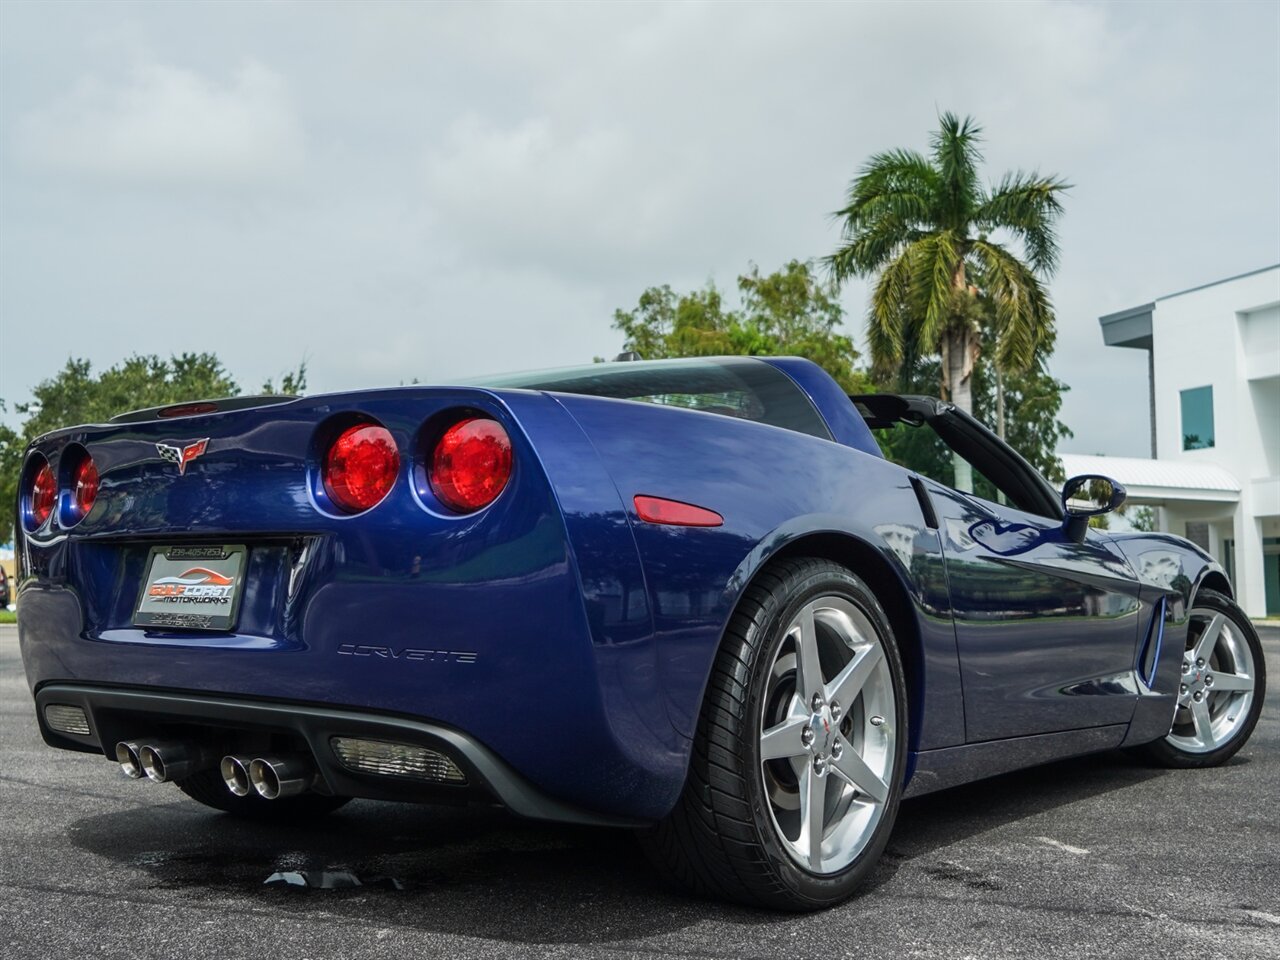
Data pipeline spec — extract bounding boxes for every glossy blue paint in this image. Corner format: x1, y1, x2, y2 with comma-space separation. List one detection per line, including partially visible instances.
551, 391, 966, 753
758, 356, 882, 456
15, 358, 1234, 821
1107, 531, 1227, 746
921, 480, 1146, 742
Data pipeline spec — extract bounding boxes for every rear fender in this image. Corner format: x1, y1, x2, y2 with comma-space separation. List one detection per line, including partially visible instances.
554, 394, 964, 766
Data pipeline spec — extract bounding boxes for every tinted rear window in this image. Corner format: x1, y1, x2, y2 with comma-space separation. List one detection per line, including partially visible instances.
468, 358, 831, 440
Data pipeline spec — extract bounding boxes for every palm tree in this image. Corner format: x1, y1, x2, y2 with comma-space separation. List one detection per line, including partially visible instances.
826, 113, 1068, 491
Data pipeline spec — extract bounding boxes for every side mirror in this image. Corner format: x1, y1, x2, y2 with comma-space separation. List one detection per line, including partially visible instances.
1061, 474, 1126, 542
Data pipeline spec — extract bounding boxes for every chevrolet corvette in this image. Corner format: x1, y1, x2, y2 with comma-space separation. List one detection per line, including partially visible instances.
15, 356, 1266, 910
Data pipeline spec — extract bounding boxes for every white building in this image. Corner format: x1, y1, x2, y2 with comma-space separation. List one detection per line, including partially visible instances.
1085, 264, 1279, 617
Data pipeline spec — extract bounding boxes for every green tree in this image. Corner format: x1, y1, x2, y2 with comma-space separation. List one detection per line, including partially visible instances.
1122, 505, 1157, 532
0, 401, 22, 549
16, 354, 239, 440
970, 338, 1071, 485
261, 360, 309, 397
613, 283, 737, 360
613, 260, 871, 393
875, 338, 1072, 499
827, 112, 1069, 490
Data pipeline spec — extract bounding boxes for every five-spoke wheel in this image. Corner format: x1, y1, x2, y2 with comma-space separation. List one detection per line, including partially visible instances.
758, 596, 895, 874
1145, 588, 1266, 768
1167, 604, 1258, 753
640, 557, 907, 910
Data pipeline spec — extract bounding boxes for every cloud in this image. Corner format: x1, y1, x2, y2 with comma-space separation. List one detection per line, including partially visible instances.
1, 1, 1276, 459
423, 115, 694, 280
16, 61, 304, 184
417, 1, 1125, 284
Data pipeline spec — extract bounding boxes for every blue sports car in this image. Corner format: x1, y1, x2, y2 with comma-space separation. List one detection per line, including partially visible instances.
15, 356, 1266, 910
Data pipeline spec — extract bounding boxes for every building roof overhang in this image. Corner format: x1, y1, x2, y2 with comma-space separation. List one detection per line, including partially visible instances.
1059, 453, 1240, 505
1098, 303, 1154, 349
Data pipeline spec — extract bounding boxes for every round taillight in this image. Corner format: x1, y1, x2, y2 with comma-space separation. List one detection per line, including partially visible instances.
74, 455, 100, 517
323, 423, 399, 513
430, 417, 512, 513
29, 457, 56, 529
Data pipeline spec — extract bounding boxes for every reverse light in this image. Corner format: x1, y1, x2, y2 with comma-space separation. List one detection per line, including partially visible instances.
429, 417, 513, 513
323, 423, 399, 513
73, 453, 99, 518
331, 736, 467, 785
27, 456, 56, 529
45, 704, 91, 736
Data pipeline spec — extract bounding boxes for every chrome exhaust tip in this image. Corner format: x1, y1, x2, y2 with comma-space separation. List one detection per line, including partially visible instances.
138, 740, 210, 783
115, 740, 145, 779
249, 756, 315, 800
220, 755, 253, 797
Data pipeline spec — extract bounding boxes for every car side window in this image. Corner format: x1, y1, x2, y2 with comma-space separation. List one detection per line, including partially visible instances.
872, 420, 1041, 516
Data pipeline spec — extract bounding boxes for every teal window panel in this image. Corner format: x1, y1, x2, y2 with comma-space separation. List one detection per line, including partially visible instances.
1180, 385, 1215, 451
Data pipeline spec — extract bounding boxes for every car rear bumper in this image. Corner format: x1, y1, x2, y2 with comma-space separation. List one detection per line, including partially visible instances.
34, 683, 644, 827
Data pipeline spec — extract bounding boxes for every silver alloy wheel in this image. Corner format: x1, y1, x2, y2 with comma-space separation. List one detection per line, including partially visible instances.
758, 595, 896, 874
1167, 606, 1257, 754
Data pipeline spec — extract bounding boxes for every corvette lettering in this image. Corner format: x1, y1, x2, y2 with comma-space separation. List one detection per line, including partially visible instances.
337, 644, 477, 664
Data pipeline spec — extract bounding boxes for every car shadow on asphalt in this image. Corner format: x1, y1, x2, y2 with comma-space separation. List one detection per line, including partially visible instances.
68, 749, 1196, 944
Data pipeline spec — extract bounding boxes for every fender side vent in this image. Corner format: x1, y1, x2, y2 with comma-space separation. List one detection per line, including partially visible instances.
1139, 596, 1167, 688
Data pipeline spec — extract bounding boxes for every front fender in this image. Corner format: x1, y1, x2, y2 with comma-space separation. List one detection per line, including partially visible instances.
1107, 531, 1230, 746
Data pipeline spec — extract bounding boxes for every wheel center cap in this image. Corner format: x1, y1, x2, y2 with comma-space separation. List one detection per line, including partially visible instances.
809, 707, 836, 758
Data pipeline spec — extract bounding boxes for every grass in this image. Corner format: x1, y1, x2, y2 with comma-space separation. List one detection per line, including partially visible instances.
0, 609, 16, 625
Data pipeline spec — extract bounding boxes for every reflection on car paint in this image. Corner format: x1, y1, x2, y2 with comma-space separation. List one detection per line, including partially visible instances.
265, 870, 406, 891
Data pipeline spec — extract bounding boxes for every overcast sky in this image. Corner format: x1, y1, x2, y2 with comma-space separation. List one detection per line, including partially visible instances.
1, 0, 1277, 456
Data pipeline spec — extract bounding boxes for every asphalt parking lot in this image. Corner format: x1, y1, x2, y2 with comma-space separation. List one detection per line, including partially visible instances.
1, 624, 1277, 960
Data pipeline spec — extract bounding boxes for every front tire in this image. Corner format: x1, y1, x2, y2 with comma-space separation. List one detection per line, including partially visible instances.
1141, 589, 1266, 768
640, 557, 908, 911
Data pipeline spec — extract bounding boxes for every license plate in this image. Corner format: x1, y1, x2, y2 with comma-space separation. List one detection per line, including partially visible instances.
134, 544, 247, 631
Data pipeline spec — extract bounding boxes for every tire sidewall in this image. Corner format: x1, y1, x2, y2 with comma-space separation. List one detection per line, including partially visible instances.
742, 563, 908, 906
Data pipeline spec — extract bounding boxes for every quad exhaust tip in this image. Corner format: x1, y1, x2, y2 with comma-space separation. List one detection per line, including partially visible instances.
220, 755, 253, 797
248, 756, 315, 800
117, 742, 317, 799
116, 739, 211, 782
115, 740, 145, 779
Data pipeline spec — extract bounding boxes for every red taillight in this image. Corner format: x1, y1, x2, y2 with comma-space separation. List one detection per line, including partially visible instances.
74, 455, 99, 517
430, 417, 512, 513
323, 424, 399, 512
29, 458, 56, 528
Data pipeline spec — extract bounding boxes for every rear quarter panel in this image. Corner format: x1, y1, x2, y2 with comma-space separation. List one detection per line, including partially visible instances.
554, 393, 966, 756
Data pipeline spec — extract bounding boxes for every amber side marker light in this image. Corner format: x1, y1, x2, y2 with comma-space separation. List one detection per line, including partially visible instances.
634, 495, 723, 527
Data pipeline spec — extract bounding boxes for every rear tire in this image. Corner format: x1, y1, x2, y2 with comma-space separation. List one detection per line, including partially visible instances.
640, 557, 908, 911
1140, 589, 1265, 768
176, 769, 351, 820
